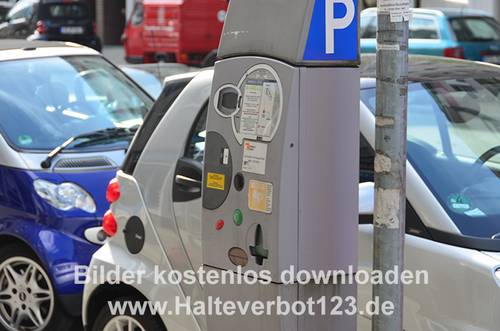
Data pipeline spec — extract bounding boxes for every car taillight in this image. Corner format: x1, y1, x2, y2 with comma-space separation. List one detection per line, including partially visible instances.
444, 47, 465, 59
36, 21, 46, 34
106, 178, 120, 203
103, 210, 117, 237
93, 22, 97, 34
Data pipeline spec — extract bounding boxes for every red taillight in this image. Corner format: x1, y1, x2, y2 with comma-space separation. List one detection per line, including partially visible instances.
103, 210, 117, 237
36, 21, 46, 34
93, 22, 97, 34
106, 178, 121, 203
444, 47, 465, 59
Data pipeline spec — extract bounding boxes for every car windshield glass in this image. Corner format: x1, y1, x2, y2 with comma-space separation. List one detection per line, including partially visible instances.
41, 3, 88, 19
0, 55, 153, 151
122, 68, 162, 99
450, 17, 500, 42
361, 78, 500, 239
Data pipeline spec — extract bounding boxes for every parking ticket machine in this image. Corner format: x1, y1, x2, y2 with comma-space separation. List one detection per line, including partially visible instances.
202, 0, 360, 330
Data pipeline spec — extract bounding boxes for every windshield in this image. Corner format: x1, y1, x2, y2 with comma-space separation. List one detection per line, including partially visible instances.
450, 17, 500, 42
361, 78, 500, 239
0, 55, 153, 151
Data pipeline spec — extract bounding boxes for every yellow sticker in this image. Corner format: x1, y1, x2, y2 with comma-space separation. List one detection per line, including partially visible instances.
248, 180, 273, 214
206, 172, 225, 191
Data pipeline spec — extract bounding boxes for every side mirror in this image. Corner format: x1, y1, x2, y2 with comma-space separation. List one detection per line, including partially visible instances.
359, 182, 374, 215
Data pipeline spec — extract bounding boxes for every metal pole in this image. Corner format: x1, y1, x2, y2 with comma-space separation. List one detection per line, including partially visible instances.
373, 2, 410, 331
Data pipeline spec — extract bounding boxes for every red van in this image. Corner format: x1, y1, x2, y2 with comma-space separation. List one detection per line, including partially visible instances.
122, 0, 227, 65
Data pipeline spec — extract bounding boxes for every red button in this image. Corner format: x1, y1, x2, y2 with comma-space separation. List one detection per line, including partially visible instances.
216, 219, 225, 231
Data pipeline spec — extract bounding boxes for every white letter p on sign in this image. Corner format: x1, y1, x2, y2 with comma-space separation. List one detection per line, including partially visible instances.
325, 0, 355, 54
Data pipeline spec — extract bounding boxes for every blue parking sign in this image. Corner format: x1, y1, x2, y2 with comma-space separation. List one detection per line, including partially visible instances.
304, 0, 359, 62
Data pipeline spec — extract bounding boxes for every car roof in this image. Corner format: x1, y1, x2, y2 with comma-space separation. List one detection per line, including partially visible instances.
362, 7, 491, 18
0, 40, 99, 61
360, 54, 500, 88
188, 55, 500, 90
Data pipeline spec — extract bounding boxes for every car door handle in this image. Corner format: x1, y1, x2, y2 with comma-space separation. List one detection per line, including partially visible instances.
175, 174, 201, 189
173, 157, 203, 203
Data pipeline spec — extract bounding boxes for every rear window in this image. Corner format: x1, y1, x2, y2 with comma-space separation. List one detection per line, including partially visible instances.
40, 3, 89, 19
450, 17, 500, 42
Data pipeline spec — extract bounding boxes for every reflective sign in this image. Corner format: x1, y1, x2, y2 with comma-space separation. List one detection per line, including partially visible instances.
304, 0, 359, 62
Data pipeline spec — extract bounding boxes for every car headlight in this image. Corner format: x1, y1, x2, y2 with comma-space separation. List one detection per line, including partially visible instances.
34, 179, 96, 213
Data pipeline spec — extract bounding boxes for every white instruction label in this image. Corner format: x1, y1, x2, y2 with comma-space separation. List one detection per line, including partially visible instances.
379, 0, 411, 23
248, 180, 273, 214
242, 140, 268, 175
256, 82, 277, 138
240, 84, 263, 136
240, 81, 278, 138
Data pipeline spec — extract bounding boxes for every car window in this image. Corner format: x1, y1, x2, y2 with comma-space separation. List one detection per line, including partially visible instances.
360, 134, 374, 183
7, 1, 33, 21
361, 15, 376, 39
185, 105, 207, 162
131, 1, 144, 26
361, 78, 500, 239
410, 16, 439, 39
39, 3, 88, 19
450, 17, 500, 42
122, 75, 195, 174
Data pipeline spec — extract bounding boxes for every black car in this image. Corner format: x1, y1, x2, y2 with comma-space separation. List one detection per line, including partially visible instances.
0, 0, 101, 51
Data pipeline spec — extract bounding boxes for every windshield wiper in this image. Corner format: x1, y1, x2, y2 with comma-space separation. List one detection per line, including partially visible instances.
41, 127, 138, 169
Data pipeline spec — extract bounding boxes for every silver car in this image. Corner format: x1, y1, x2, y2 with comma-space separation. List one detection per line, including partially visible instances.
83, 56, 500, 331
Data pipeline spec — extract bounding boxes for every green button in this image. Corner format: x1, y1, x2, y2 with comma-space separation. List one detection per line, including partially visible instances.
233, 209, 243, 226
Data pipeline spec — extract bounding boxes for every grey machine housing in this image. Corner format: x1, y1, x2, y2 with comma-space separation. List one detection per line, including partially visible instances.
202, 1, 360, 330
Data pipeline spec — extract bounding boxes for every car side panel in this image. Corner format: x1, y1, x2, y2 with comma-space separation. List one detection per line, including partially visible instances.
83, 171, 201, 331
358, 224, 500, 331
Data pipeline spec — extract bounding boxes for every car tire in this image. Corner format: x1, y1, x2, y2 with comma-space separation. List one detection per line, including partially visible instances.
92, 296, 166, 331
0, 243, 77, 331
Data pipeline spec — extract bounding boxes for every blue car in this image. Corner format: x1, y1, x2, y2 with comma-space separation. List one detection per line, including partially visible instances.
0, 40, 153, 330
361, 8, 500, 64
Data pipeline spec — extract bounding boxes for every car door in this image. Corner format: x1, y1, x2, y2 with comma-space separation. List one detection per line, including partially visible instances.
172, 105, 207, 271
131, 71, 212, 330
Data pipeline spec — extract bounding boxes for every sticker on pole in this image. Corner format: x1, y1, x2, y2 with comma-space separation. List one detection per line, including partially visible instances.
304, 0, 359, 62
379, 0, 411, 23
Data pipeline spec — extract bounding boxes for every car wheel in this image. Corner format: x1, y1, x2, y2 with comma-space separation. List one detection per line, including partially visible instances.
92, 297, 165, 331
0, 243, 75, 331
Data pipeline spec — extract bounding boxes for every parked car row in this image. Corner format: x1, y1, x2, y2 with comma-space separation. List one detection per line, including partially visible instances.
361, 8, 500, 63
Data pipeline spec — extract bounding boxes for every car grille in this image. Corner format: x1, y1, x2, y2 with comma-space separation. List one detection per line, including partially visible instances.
54, 157, 116, 169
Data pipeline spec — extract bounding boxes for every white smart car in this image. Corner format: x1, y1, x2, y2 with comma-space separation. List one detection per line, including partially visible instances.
83, 56, 500, 331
